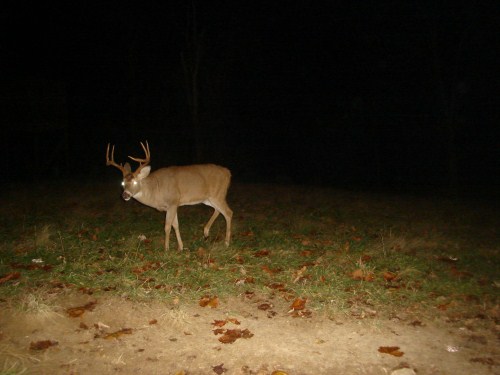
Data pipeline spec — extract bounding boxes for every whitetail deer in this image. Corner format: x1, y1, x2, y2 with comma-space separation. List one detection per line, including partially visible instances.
106, 141, 232, 251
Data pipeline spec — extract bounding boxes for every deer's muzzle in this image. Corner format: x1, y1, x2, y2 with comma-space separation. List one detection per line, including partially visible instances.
122, 191, 132, 201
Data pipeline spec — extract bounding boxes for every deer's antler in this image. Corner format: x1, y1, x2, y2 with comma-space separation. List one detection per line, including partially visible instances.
106, 143, 128, 176
128, 141, 151, 176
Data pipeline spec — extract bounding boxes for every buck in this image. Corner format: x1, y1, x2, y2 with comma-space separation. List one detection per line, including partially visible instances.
106, 141, 232, 251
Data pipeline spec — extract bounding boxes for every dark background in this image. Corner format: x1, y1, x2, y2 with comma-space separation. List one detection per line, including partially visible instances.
1, 1, 498, 196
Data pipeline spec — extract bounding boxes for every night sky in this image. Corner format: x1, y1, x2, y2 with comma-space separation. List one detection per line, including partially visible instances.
1, 1, 498, 193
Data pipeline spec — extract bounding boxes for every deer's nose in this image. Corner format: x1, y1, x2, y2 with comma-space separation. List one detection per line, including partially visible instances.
122, 191, 132, 201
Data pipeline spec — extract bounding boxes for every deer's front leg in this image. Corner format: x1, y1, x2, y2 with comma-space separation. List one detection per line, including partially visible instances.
165, 207, 179, 251
172, 212, 183, 251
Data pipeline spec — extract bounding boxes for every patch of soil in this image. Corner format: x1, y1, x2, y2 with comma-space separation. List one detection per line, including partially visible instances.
0, 292, 498, 375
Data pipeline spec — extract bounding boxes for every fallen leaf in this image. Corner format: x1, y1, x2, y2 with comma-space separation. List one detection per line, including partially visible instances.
235, 277, 254, 285
212, 320, 227, 327
0, 272, 21, 284
290, 298, 307, 311
216, 328, 254, 344
351, 269, 375, 281
267, 310, 278, 318
243, 291, 255, 299
132, 261, 162, 275
227, 318, 241, 325
267, 282, 287, 291
212, 363, 227, 374
66, 301, 97, 317
271, 371, 289, 375
383, 271, 398, 281
378, 346, 404, 357
258, 303, 273, 311
437, 302, 450, 311
254, 249, 270, 257
199, 296, 219, 308
102, 328, 133, 340
30, 340, 58, 350
361, 254, 372, 262
261, 265, 281, 275
149, 319, 158, 325
351, 269, 364, 280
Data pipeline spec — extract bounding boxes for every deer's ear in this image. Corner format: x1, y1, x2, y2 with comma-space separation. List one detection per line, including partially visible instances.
137, 166, 151, 180
124, 162, 132, 173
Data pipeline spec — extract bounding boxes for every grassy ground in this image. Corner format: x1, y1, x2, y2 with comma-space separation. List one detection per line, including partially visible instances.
1, 181, 498, 321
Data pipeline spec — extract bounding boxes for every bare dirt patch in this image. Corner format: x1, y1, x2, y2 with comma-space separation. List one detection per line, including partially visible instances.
1, 292, 498, 375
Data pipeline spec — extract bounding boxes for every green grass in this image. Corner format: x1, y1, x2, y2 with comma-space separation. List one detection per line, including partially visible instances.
0, 181, 498, 320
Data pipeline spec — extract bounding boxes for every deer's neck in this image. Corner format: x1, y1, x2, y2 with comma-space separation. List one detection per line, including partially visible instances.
133, 177, 161, 210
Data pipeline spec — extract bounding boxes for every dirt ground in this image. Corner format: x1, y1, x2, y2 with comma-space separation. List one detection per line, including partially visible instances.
0, 291, 498, 375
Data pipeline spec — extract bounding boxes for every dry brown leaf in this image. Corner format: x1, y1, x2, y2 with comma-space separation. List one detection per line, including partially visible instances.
290, 297, 307, 310
235, 277, 255, 285
383, 271, 398, 281
261, 265, 281, 275
378, 346, 404, 357
30, 340, 58, 350
361, 254, 372, 262
212, 363, 227, 374
268, 282, 287, 291
244, 291, 255, 299
258, 303, 273, 311
217, 328, 254, 344
66, 301, 97, 317
351, 269, 364, 280
254, 249, 270, 257
102, 328, 133, 340
199, 296, 219, 308
212, 320, 227, 327
0, 272, 21, 284
351, 269, 375, 281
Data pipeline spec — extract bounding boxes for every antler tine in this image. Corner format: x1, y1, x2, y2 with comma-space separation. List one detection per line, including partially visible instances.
128, 141, 151, 166
106, 143, 128, 175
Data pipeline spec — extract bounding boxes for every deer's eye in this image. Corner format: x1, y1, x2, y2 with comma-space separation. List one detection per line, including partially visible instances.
133, 181, 138, 185
121, 181, 125, 186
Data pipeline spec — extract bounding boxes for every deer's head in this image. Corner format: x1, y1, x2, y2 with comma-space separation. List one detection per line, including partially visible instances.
106, 141, 151, 201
